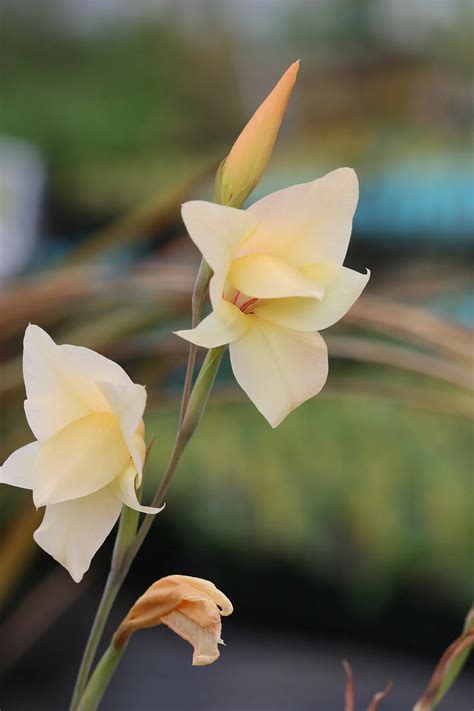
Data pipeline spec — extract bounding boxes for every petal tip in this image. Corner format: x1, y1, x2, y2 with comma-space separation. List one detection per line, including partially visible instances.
286, 59, 300, 79
33, 526, 85, 583
24, 323, 50, 343
32, 491, 45, 508
192, 651, 220, 667
340, 166, 359, 186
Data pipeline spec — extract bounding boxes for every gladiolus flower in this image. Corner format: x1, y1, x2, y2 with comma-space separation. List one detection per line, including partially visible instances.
216, 60, 299, 207
113, 575, 233, 666
176, 168, 369, 427
0, 325, 162, 582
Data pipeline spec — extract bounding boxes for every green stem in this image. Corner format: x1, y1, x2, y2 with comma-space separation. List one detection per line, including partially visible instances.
69, 505, 136, 710
121, 346, 225, 571
110, 505, 139, 572
179, 258, 212, 426
70, 346, 225, 710
76, 643, 127, 711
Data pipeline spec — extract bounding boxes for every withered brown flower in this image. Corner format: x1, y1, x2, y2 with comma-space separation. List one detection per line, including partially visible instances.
114, 575, 233, 666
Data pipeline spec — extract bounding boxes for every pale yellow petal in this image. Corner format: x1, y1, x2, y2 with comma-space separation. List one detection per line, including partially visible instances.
255, 264, 369, 331
59, 342, 133, 387
32, 412, 130, 507
300, 263, 370, 330
241, 168, 359, 267
161, 610, 222, 666
96, 381, 147, 475
208, 267, 228, 311
254, 297, 320, 332
175, 300, 249, 348
33, 486, 122, 582
112, 464, 163, 515
128, 432, 146, 488
181, 201, 257, 274
23, 325, 106, 441
229, 318, 328, 427
228, 254, 324, 300
0, 441, 39, 490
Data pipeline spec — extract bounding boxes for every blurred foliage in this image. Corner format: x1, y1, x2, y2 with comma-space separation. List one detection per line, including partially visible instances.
284, 0, 474, 75
0, 12, 237, 215
146, 391, 473, 610
0, 0, 472, 673
1, 2, 472, 222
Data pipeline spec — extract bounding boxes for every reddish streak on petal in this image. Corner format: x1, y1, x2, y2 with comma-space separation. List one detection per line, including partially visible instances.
232, 290, 241, 305
240, 298, 258, 313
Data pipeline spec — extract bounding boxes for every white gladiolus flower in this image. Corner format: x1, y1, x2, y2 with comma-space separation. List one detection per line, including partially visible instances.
176, 168, 370, 427
0, 325, 162, 582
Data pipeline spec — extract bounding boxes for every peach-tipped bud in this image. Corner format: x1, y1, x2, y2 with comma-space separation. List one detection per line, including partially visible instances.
216, 60, 300, 208
113, 575, 233, 666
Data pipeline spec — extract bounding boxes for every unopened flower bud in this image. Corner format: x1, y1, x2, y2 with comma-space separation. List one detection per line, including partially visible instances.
216, 61, 300, 208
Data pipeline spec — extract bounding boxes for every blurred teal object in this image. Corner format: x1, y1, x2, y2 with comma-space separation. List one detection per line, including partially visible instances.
356, 157, 474, 243
427, 289, 474, 327
0, 135, 45, 282
255, 156, 474, 247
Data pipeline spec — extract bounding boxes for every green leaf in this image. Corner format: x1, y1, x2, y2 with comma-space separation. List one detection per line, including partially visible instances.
432, 605, 474, 708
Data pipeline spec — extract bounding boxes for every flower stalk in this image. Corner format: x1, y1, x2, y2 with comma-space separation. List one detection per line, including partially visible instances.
179, 258, 213, 425
76, 642, 127, 711
70, 345, 225, 710
67, 60, 302, 709
69, 508, 133, 710
122, 345, 225, 569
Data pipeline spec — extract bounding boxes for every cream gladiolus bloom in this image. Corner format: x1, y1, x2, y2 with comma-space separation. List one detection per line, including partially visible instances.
176, 168, 369, 427
0, 325, 161, 582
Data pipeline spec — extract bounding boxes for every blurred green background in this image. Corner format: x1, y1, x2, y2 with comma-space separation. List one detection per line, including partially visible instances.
0, 1, 472, 709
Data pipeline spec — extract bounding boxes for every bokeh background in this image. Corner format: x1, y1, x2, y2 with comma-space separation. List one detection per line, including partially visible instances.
0, 1, 473, 709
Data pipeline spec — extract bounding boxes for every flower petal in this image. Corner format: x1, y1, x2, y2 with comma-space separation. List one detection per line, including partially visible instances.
177, 599, 221, 630
33, 486, 122, 582
181, 201, 257, 273
228, 254, 324, 300
175, 299, 249, 348
59, 342, 133, 387
167, 576, 233, 616
241, 168, 359, 267
301, 263, 370, 330
112, 464, 164, 514
160, 610, 222, 666
254, 297, 320, 331
229, 318, 328, 427
96, 381, 146, 475
255, 263, 369, 331
32, 412, 130, 507
23, 325, 106, 441
0, 441, 40, 490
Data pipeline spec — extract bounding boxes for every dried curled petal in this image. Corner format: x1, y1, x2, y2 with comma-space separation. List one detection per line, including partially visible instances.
113, 575, 233, 666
